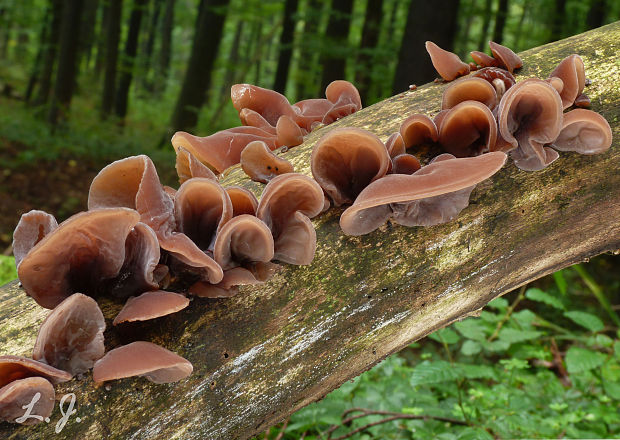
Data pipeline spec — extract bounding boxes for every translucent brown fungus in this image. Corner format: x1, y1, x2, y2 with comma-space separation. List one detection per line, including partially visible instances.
425, 41, 470, 81
311, 127, 390, 206
390, 154, 421, 175
33, 293, 105, 375
438, 100, 498, 157
399, 114, 439, 149
0, 356, 72, 388
0, 377, 55, 424
472, 67, 516, 101
442, 77, 498, 110
552, 109, 613, 155
113, 291, 190, 325
488, 41, 523, 73
470, 50, 499, 67
240, 140, 294, 183
549, 54, 586, 109
276, 115, 304, 147
226, 186, 259, 217
12, 210, 58, 268
231, 83, 297, 126
175, 146, 218, 185
92, 341, 192, 384
385, 132, 406, 158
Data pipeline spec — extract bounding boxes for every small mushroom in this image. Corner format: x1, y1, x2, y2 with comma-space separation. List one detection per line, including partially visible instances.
574, 93, 591, 108
240, 140, 295, 183
552, 109, 613, 155
385, 132, 406, 158
189, 264, 278, 298
425, 41, 470, 81
438, 100, 498, 157
113, 291, 190, 325
0, 377, 55, 424
0, 356, 72, 388
548, 54, 586, 109
12, 210, 58, 268
340, 152, 507, 235
175, 146, 218, 185
33, 293, 105, 375
399, 114, 439, 149
256, 173, 324, 265
226, 186, 259, 217
311, 127, 390, 206
390, 154, 421, 175
321, 80, 363, 125
276, 115, 304, 147
442, 77, 497, 110
472, 67, 516, 101
239, 108, 277, 134
488, 41, 523, 73
92, 341, 192, 384
231, 83, 297, 127
470, 50, 499, 67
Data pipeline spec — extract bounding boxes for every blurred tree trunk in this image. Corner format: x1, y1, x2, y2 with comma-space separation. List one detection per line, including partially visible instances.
139, 0, 162, 91
95, 0, 111, 78
294, 0, 322, 100
549, 0, 567, 42
156, 0, 175, 93
477, 0, 493, 51
355, 0, 383, 105
319, 0, 354, 94
79, 0, 99, 69
101, 0, 123, 118
0, 7, 8, 59
47, 0, 85, 125
457, 0, 476, 56
586, 0, 606, 30
393, 0, 460, 94
115, 0, 148, 119
25, 4, 54, 103
514, 0, 530, 50
33, 0, 63, 106
252, 20, 264, 84
492, 0, 509, 44
169, 0, 230, 133
273, 0, 299, 94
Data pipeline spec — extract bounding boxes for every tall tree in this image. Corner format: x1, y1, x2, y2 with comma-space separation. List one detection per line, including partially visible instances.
549, 0, 567, 42
95, 0, 111, 78
492, 0, 509, 44
319, 0, 354, 94
33, 0, 63, 106
294, 0, 323, 100
47, 0, 85, 125
139, 0, 162, 91
156, 0, 175, 93
78, 0, 99, 69
115, 0, 148, 119
477, 0, 493, 51
169, 0, 230, 133
25, 3, 54, 103
355, 0, 384, 105
273, 0, 299, 94
101, 0, 123, 118
586, 0, 606, 30
392, 0, 460, 94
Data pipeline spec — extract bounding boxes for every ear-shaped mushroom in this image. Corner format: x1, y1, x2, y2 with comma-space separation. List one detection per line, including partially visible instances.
488, 41, 522, 73
385, 133, 406, 158
256, 174, 324, 264
390, 154, 421, 175
12, 210, 57, 268
231, 84, 297, 127
113, 291, 190, 325
399, 114, 439, 150
32, 293, 105, 375
438, 100, 498, 157
340, 152, 507, 235
175, 146, 218, 185
442, 77, 497, 110
495, 78, 563, 171
276, 115, 304, 147
311, 127, 391, 206
226, 186, 258, 217
322, 80, 362, 124
189, 263, 278, 298
239, 108, 277, 133
92, 341, 192, 384
574, 93, 590, 108
548, 54, 586, 109
472, 67, 516, 101
291, 98, 332, 132
174, 177, 233, 254
0, 377, 55, 424
240, 140, 295, 183
425, 41, 470, 81
0, 356, 72, 388
18, 208, 140, 309
552, 109, 613, 154
470, 50, 499, 67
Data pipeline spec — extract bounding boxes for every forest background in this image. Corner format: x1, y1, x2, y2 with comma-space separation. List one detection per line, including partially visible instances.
0, 0, 619, 438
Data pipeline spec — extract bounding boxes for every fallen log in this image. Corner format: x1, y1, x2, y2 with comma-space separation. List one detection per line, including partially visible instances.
1, 21, 619, 440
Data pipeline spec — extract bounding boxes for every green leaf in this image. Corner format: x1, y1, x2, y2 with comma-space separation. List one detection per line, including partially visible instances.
488, 297, 508, 310
601, 363, 620, 400
498, 327, 543, 344
614, 341, 620, 359
461, 340, 481, 356
565, 347, 607, 374
410, 361, 461, 386
457, 427, 494, 440
564, 311, 604, 332
428, 327, 460, 345
499, 358, 530, 370
460, 363, 496, 380
525, 288, 565, 310
454, 319, 488, 341
553, 270, 568, 295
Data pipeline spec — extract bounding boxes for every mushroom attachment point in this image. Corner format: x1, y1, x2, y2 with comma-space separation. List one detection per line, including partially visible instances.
548, 54, 586, 109
0, 377, 55, 424
113, 291, 190, 325
0, 356, 72, 388
425, 41, 470, 81
240, 140, 295, 183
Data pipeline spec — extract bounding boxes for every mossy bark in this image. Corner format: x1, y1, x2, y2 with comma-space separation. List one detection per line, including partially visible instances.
1, 22, 619, 440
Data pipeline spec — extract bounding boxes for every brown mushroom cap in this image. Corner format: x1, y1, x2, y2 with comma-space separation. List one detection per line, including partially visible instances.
488, 41, 523, 73
311, 127, 391, 206
438, 100, 498, 157
240, 140, 295, 183
18, 208, 140, 309
175, 146, 218, 185
470, 50, 499, 67
385, 132, 406, 158
552, 109, 613, 154
0, 377, 55, 424
113, 291, 190, 325
32, 293, 105, 375
391, 154, 421, 175
276, 115, 304, 147
231, 83, 297, 126
213, 214, 274, 271
425, 41, 470, 81
239, 108, 277, 134
495, 78, 563, 171
12, 210, 58, 268
256, 173, 324, 264
189, 263, 277, 298
226, 186, 259, 217
472, 67, 516, 96
340, 152, 507, 235
399, 114, 439, 149
548, 54, 586, 109
321, 80, 363, 124
0, 356, 72, 388
442, 77, 497, 110
92, 341, 192, 384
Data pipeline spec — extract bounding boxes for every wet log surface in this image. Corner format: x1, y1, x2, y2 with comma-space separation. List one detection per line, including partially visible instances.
1, 22, 619, 440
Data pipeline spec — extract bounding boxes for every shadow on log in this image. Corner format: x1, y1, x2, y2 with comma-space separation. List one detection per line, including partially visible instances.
1, 22, 619, 440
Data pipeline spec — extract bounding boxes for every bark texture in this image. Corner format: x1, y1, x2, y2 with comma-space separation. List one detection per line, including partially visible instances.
1, 22, 619, 440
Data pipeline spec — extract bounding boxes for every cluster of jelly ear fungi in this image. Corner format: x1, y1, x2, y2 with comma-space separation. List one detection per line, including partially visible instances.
5, 40, 614, 425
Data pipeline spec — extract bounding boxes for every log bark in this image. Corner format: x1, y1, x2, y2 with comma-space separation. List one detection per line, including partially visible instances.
1, 22, 619, 440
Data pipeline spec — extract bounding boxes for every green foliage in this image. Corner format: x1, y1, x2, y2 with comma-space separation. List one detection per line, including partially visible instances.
0, 255, 17, 285
262, 267, 620, 439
